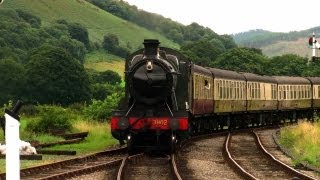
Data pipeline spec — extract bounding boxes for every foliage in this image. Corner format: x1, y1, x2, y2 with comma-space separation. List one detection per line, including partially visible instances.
16, 9, 41, 28
234, 28, 320, 48
84, 92, 124, 121
26, 105, 72, 133
212, 47, 268, 74
279, 121, 320, 167
88, 69, 121, 85
0, 9, 87, 64
265, 54, 308, 76
102, 34, 130, 58
57, 19, 90, 50
2, 0, 179, 50
25, 44, 91, 105
0, 59, 26, 105
181, 39, 226, 66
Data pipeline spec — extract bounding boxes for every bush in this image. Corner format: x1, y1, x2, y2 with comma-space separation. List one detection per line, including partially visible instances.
27, 105, 72, 133
20, 104, 38, 116
84, 92, 123, 121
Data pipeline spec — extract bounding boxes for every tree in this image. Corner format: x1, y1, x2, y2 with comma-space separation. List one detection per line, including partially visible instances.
16, 9, 41, 28
213, 47, 268, 74
181, 39, 225, 66
266, 54, 308, 76
99, 70, 121, 85
102, 34, 130, 58
102, 34, 119, 52
56, 20, 90, 49
0, 59, 25, 105
25, 45, 91, 105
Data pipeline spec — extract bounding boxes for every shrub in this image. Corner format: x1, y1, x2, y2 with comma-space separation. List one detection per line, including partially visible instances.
20, 104, 38, 116
27, 105, 72, 133
84, 92, 123, 121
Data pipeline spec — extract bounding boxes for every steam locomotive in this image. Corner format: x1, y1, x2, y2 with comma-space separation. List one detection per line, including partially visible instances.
111, 39, 320, 152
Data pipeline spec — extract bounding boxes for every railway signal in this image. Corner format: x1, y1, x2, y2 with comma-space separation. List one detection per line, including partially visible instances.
309, 32, 320, 62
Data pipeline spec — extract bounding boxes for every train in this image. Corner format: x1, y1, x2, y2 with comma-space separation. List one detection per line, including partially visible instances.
111, 39, 320, 152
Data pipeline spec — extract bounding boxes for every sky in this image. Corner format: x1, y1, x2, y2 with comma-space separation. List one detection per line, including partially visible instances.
124, 0, 320, 35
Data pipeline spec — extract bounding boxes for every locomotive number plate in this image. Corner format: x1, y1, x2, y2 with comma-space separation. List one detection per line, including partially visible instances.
151, 118, 169, 128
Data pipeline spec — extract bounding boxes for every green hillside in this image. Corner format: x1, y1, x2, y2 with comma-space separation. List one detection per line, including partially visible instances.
0, 0, 179, 50
233, 28, 318, 57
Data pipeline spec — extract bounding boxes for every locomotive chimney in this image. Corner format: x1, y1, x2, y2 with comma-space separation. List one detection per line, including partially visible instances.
143, 39, 160, 56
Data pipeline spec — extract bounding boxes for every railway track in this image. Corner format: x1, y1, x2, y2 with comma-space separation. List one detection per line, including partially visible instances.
224, 131, 315, 180
257, 129, 320, 179
177, 132, 241, 179
116, 153, 182, 180
0, 147, 127, 180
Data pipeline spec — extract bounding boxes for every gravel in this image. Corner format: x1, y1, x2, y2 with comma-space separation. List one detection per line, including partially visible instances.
178, 135, 241, 179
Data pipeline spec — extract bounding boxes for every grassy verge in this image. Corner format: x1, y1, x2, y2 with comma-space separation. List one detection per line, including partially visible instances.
279, 121, 320, 167
0, 117, 118, 173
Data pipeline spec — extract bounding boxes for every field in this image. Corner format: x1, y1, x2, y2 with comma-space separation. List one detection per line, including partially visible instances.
262, 38, 310, 57
1, 0, 179, 50
84, 50, 125, 78
279, 121, 320, 167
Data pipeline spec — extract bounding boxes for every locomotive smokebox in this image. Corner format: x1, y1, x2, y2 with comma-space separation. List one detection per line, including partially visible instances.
143, 39, 160, 56
128, 39, 177, 105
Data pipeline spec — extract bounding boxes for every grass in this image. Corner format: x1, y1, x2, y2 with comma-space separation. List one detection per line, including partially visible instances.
279, 120, 320, 167
1, 0, 179, 50
85, 50, 123, 63
0, 117, 118, 173
84, 50, 125, 78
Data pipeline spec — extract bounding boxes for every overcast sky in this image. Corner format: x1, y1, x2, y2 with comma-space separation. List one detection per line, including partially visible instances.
124, 0, 320, 35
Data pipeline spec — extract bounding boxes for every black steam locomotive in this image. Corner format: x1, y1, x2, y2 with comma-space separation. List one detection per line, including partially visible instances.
111, 39, 320, 152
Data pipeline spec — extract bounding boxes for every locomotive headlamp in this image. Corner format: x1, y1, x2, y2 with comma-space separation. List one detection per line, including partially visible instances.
118, 117, 129, 130
146, 60, 153, 71
0, 0, 4, 5
170, 118, 179, 130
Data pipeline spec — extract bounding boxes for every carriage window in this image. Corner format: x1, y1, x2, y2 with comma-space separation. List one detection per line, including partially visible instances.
226, 81, 230, 99
258, 83, 261, 99
304, 86, 307, 99
318, 85, 320, 99
242, 82, 245, 99
240, 82, 243, 99
279, 86, 282, 100
235, 82, 238, 99
231, 82, 234, 99
222, 81, 225, 99
276, 85, 278, 99
293, 86, 296, 99
204, 79, 210, 90
219, 80, 222, 99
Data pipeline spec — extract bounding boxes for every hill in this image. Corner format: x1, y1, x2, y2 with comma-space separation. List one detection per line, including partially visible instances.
233, 28, 320, 57
0, 0, 179, 50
